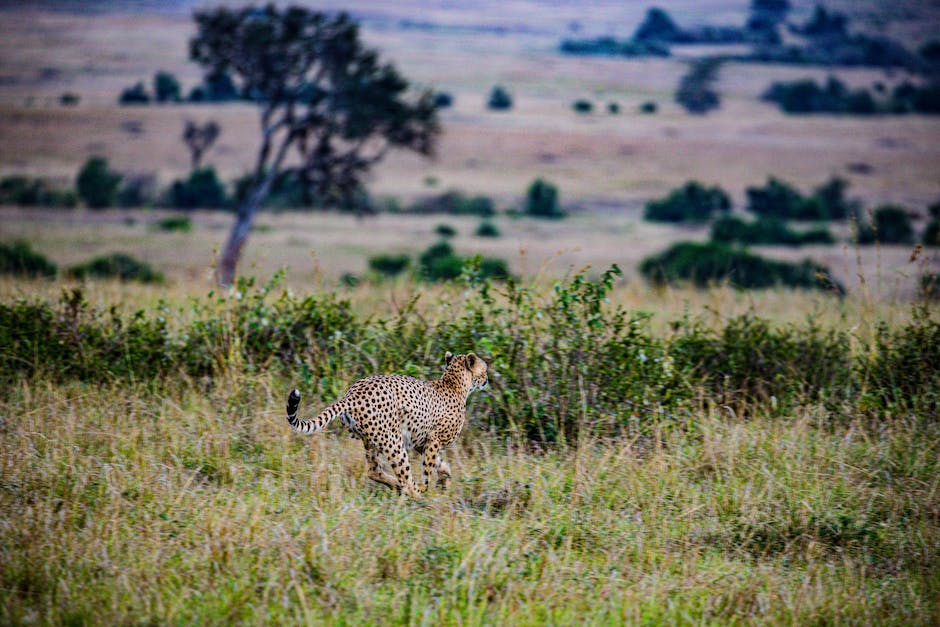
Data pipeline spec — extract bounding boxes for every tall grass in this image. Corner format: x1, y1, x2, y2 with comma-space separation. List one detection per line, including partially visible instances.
1, 268, 938, 623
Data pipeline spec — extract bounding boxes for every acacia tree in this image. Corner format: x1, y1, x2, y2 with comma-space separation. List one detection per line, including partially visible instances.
190, 5, 439, 285
182, 120, 221, 171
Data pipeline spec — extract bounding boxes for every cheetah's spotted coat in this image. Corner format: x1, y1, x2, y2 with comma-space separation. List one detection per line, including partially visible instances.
285, 352, 488, 496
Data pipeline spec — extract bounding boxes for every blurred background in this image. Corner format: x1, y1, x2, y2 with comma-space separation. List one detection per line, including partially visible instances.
1, 0, 938, 299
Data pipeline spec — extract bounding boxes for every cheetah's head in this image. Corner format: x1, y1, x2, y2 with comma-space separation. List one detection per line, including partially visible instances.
444, 351, 488, 392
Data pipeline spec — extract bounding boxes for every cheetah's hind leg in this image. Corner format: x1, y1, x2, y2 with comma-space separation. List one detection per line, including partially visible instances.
363, 441, 399, 491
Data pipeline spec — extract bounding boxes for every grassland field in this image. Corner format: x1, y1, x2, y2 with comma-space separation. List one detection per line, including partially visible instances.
1, 1, 940, 624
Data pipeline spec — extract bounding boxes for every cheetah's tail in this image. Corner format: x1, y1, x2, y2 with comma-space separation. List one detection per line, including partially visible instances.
285, 389, 341, 435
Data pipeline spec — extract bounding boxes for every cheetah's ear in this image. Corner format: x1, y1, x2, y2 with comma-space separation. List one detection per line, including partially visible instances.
465, 353, 476, 369
445, 351, 454, 367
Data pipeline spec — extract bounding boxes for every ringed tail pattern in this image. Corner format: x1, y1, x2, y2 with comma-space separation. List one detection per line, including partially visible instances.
286, 389, 341, 434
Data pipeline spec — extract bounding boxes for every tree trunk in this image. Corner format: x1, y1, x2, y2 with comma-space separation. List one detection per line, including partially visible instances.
216, 172, 276, 287
215, 128, 293, 287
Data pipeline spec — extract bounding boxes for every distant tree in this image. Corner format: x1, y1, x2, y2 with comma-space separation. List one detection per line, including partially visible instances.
153, 71, 182, 103
188, 70, 241, 103
168, 167, 229, 210
525, 178, 563, 219
433, 91, 454, 109
634, 7, 683, 42
119, 81, 150, 105
676, 57, 723, 114
76, 156, 122, 209
182, 120, 221, 170
487, 85, 513, 111
59, 92, 80, 106
639, 101, 658, 114
572, 99, 593, 114
645, 181, 731, 223
748, 0, 790, 32
190, 6, 439, 285
872, 205, 914, 244
607, 101, 621, 114
798, 5, 847, 38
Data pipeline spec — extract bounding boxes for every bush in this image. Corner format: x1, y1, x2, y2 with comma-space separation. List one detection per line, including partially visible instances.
871, 205, 914, 244
153, 71, 182, 103
923, 220, 940, 247
408, 190, 495, 217
634, 7, 684, 42
168, 167, 228, 210
434, 224, 457, 238
639, 101, 658, 114
419, 241, 461, 281
154, 216, 192, 233
368, 254, 410, 277
0, 176, 77, 208
433, 92, 453, 109
811, 176, 855, 220
525, 178, 564, 219
188, 71, 240, 103
572, 99, 593, 114
119, 81, 150, 105
68, 253, 163, 283
76, 157, 122, 209
676, 57, 722, 115
644, 181, 730, 223
711, 215, 834, 246
639, 241, 841, 291
607, 101, 621, 114
487, 86, 513, 111
559, 36, 670, 58
59, 92, 80, 106
0, 241, 57, 278
475, 221, 501, 237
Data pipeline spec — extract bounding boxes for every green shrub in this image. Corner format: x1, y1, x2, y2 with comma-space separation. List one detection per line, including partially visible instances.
572, 99, 593, 113
644, 181, 730, 223
153, 71, 182, 103
419, 241, 461, 281
68, 253, 163, 283
59, 92, 80, 106
525, 178, 564, 219
867, 205, 914, 245
634, 7, 683, 42
676, 57, 722, 115
923, 219, 940, 247
76, 157, 122, 209
368, 254, 410, 277
0, 241, 57, 278
607, 101, 621, 114
187, 70, 240, 103
154, 215, 192, 233
475, 221, 501, 237
711, 215, 834, 246
487, 86, 513, 111
639, 101, 658, 114
639, 241, 841, 291
408, 190, 495, 216
0, 176, 77, 208
434, 223, 457, 238
119, 81, 150, 105
168, 167, 228, 210
433, 92, 453, 109
559, 36, 669, 58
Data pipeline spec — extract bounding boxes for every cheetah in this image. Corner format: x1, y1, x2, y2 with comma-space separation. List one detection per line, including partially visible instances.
285, 351, 488, 496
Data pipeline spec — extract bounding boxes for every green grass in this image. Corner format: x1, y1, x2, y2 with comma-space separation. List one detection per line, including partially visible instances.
0, 273, 938, 624
1, 377, 937, 624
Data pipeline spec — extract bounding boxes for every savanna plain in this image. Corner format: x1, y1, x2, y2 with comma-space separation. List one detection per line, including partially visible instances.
1, 1, 939, 624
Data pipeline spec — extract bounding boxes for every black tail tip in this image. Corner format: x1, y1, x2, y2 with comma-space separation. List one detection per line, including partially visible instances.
287, 389, 301, 414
